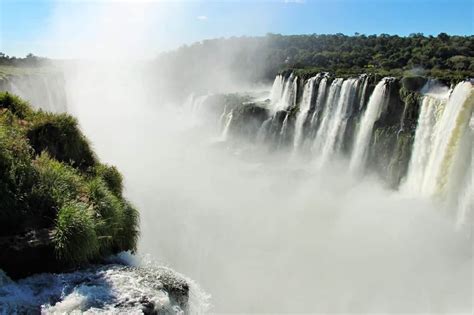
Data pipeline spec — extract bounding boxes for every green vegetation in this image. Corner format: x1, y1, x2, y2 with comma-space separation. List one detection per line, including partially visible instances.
156, 33, 472, 100
27, 113, 97, 170
0, 92, 139, 266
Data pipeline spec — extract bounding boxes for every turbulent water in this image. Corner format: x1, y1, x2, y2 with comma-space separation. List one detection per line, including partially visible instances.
0, 255, 209, 314
1, 69, 473, 313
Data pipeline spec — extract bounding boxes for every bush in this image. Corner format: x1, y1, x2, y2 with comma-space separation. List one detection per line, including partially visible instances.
0, 124, 35, 234
0, 92, 33, 119
52, 201, 99, 264
114, 200, 140, 253
86, 177, 139, 254
95, 164, 123, 196
87, 178, 123, 253
30, 152, 85, 218
27, 113, 96, 170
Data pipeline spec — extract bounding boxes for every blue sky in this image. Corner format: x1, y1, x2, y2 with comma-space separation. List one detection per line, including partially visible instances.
1, 0, 472, 58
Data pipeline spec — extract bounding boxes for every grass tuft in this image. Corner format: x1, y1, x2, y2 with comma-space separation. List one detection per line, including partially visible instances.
94, 164, 124, 196
53, 201, 99, 264
27, 113, 97, 170
0, 92, 33, 119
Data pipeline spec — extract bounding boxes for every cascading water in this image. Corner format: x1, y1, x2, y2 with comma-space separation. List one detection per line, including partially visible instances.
403, 95, 447, 193
357, 75, 369, 112
408, 82, 473, 199
0, 72, 68, 113
312, 78, 344, 155
317, 78, 360, 167
256, 117, 272, 144
269, 74, 284, 105
307, 76, 329, 141
293, 75, 318, 150
220, 110, 233, 141
272, 73, 297, 113
349, 78, 390, 173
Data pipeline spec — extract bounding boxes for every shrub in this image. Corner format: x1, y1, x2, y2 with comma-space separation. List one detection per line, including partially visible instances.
95, 164, 123, 196
27, 113, 96, 170
30, 152, 85, 218
52, 201, 99, 264
0, 124, 35, 234
87, 178, 123, 254
0, 92, 33, 119
114, 200, 140, 253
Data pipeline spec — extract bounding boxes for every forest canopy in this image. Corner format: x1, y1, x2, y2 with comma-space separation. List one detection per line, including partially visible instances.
154, 33, 473, 98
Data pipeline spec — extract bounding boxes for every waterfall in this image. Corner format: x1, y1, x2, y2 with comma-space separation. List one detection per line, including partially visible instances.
357, 75, 369, 112
307, 76, 329, 140
317, 78, 360, 167
256, 117, 272, 144
293, 75, 318, 150
0, 72, 68, 113
312, 78, 344, 155
405, 82, 473, 198
349, 78, 390, 173
269, 75, 284, 105
220, 110, 233, 141
272, 74, 297, 113
218, 105, 228, 129
403, 96, 447, 192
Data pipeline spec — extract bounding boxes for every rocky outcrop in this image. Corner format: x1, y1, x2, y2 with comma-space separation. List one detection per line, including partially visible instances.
0, 229, 59, 279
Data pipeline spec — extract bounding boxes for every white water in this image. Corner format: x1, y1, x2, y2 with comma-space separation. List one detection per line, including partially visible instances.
317, 78, 359, 167
0, 255, 209, 314
272, 73, 297, 113
403, 96, 447, 193
349, 78, 390, 173
407, 82, 473, 199
269, 74, 284, 105
220, 110, 233, 141
293, 75, 318, 150
357, 75, 369, 112
312, 78, 344, 155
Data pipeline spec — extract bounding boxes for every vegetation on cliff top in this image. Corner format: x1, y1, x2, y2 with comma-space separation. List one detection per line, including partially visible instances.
0, 92, 139, 270
155, 33, 472, 99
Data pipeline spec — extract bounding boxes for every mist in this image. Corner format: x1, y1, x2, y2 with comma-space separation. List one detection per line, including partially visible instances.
23, 1, 473, 313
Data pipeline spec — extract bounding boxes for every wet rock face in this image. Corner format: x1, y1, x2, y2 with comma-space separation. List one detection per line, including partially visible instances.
230, 103, 269, 138
0, 228, 62, 279
401, 76, 428, 92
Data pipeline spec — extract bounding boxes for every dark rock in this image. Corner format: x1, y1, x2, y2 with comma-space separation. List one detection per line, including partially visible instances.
401, 76, 428, 92
0, 228, 64, 279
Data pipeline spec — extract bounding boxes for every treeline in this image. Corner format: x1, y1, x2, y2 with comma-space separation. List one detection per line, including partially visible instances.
265, 33, 473, 72
0, 53, 50, 67
154, 33, 473, 100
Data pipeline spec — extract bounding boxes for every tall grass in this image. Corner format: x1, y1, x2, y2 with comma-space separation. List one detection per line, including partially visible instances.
0, 92, 140, 267
27, 112, 97, 170
53, 201, 99, 264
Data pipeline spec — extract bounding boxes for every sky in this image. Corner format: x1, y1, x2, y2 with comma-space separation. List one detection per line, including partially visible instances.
0, 0, 472, 58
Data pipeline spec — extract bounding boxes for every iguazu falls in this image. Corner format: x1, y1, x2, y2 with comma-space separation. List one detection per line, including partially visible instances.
0, 0, 473, 314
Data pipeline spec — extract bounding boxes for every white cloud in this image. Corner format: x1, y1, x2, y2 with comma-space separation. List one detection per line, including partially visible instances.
196, 15, 208, 21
